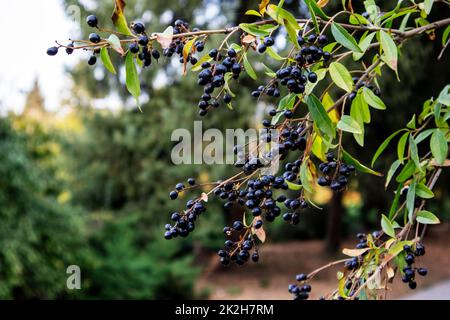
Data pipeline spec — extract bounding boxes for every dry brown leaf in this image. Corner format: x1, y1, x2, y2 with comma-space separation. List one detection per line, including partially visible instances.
242, 34, 256, 44
200, 192, 208, 202
386, 266, 395, 279
317, 0, 330, 8
155, 26, 174, 49
252, 217, 266, 243
342, 247, 370, 257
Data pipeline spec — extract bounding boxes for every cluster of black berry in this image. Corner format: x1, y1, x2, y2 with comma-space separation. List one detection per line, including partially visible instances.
218, 233, 260, 266
401, 243, 427, 290
289, 273, 312, 300
317, 152, 355, 192
252, 32, 332, 98
195, 47, 242, 116
165, 178, 206, 239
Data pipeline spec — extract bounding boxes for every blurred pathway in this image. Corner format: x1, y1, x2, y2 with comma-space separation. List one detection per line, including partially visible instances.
402, 280, 450, 300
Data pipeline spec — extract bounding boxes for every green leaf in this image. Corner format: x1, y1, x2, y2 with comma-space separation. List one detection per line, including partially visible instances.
397, 132, 409, 163
111, 0, 133, 36
389, 184, 403, 219
300, 160, 313, 193
430, 129, 448, 165
381, 214, 395, 238
239, 23, 271, 37
386, 159, 401, 188
437, 85, 450, 106
424, 0, 434, 15
304, 0, 329, 19
415, 129, 433, 144
306, 94, 336, 139
416, 210, 440, 224
243, 53, 257, 80
388, 240, 413, 256
107, 34, 124, 55
353, 32, 376, 61
125, 52, 141, 108
331, 22, 362, 53
329, 62, 354, 93
266, 47, 285, 61
442, 25, 450, 46
379, 30, 398, 71
245, 9, 262, 17
192, 54, 213, 71
285, 19, 301, 49
337, 115, 362, 134
362, 87, 386, 110
416, 183, 434, 199
372, 129, 406, 166
285, 180, 303, 191
406, 115, 416, 129
272, 94, 296, 125
409, 134, 422, 172
406, 179, 416, 222
223, 72, 236, 98
305, 1, 319, 33
342, 149, 382, 176
396, 160, 416, 183
100, 48, 117, 75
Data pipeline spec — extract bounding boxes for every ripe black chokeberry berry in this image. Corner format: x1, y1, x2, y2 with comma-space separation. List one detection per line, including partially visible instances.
86, 15, 98, 28
129, 43, 140, 54
317, 35, 328, 45
296, 274, 307, 282
209, 48, 218, 58
138, 35, 149, 46
269, 109, 277, 117
187, 178, 196, 186
308, 34, 317, 43
308, 72, 318, 83
284, 110, 293, 119
417, 268, 428, 276
47, 46, 59, 56
169, 190, 178, 200
88, 55, 97, 66
132, 22, 146, 34
66, 43, 74, 55
89, 33, 101, 43
151, 49, 160, 60
257, 43, 267, 53
195, 41, 204, 52
223, 93, 232, 104
264, 36, 274, 47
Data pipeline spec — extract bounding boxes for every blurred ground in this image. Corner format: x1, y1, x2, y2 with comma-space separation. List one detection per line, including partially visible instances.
196, 224, 450, 300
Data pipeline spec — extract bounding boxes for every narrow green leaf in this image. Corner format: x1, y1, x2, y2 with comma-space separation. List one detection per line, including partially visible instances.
337, 115, 362, 134
386, 159, 401, 188
192, 54, 213, 71
406, 115, 416, 129
331, 22, 362, 53
388, 240, 413, 256
304, 0, 329, 19
437, 85, 450, 106
424, 0, 434, 15
266, 47, 285, 61
416, 183, 434, 199
245, 9, 262, 17
100, 48, 117, 75
305, 1, 319, 33
430, 129, 448, 165
342, 149, 382, 176
379, 30, 398, 71
306, 94, 336, 139
111, 0, 133, 36
300, 160, 313, 193
442, 25, 450, 46
125, 52, 141, 108
372, 129, 406, 166
239, 23, 271, 37
353, 32, 376, 61
329, 62, 354, 93
409, 134, 422, 172
416, 210, 440, 224
396, 160, 416, 183
397, 132, 409, 163
362, 87, 386, 110
406, 179, 416, 222
285, 180, 303, 191
243, 53, 257, 80
389, 184, 403, 219
381, 214, 395, 238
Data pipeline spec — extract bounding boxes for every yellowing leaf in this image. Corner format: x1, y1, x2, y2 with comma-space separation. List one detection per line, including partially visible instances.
317, 0, 330, 8
111, 0, 133, 36
259, 0, 270, 15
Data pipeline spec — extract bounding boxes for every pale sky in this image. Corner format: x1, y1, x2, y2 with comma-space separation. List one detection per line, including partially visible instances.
0, 0, 80, 114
